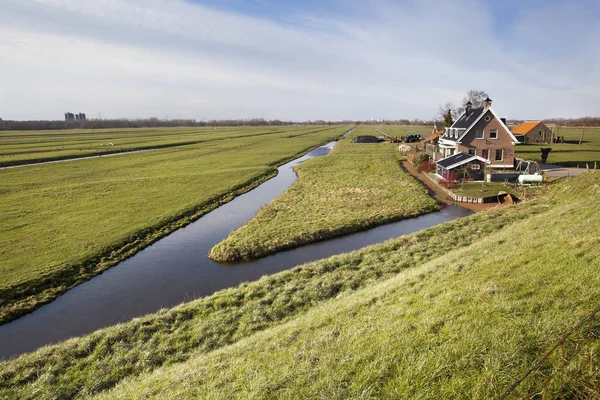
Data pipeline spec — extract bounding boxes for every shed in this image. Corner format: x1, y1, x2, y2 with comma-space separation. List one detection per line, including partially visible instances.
436, 152, 488, 181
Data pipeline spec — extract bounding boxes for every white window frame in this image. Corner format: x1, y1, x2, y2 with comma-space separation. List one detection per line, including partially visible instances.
470, 164, 481, 170
495, 149, 504, 162
475, 129, 484, 139
489, 129, 498, 139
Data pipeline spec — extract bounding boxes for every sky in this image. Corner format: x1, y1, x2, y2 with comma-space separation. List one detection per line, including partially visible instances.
1, 0, 599, 121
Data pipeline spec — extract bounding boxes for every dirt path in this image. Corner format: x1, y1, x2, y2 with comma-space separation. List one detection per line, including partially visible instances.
401, 161, 498, 213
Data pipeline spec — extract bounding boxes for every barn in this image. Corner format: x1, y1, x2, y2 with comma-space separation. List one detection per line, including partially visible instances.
512, 121, 552, 144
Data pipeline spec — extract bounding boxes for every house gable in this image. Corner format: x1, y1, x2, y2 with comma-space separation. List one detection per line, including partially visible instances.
457, 108, 518, 144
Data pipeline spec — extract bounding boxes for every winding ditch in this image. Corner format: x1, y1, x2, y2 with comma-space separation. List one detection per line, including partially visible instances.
0, 137, 472, 360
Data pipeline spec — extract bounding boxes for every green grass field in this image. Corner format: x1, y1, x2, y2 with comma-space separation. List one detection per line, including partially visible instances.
375, 124, 432, 139
208, 126, 439, 262
0, 126, 347, 323
1, 172, 598, 399
515, 126, 600, 167
0, 126, 318, 166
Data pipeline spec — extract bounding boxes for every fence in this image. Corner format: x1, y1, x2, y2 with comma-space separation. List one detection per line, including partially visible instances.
499, 306, 600, 399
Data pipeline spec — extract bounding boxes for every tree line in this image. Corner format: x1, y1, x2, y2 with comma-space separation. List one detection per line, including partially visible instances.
0, 118, 441, 131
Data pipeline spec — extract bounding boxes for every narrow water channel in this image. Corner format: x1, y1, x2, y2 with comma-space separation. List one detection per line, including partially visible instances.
0, 140, 472, 360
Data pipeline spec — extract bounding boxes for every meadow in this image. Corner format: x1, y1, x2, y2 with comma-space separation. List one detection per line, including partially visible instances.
374, 124, 432, 139
515, 126, 600, 167
1, 172, 598, 399
0, 126, 317, 167
0, 126, 347, 323
208, 126, 439, 262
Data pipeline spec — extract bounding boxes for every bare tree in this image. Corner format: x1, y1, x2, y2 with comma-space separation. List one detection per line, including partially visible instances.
436, 101, 463, 123
462, 90, 489, 108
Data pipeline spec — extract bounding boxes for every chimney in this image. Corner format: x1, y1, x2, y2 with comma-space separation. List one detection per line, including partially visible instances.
484, 97, 493, 109
465, 101, 473, 116
501, 118, 507, 125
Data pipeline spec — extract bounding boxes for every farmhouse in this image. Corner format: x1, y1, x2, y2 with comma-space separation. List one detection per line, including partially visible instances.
512, 121, 552, 143
434, 97, 519, 179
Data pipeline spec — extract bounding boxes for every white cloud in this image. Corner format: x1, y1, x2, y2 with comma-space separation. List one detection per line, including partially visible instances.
0, 0, 598, 120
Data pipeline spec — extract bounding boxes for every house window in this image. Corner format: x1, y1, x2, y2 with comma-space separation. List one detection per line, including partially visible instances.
475, 129, 483, 139
538, 130, 542, 136
482, 149, 489, 159
470, 164, 481, 170
490, 129, 498, 139
495, 149, 503, 161
485, 116, 491, 122
468, 149, 476, 155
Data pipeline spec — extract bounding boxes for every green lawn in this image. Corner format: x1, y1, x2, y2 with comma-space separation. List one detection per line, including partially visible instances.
0, 126, 318, 166
208, 126, 439, 262
450, 182, 522, 198
0, 126, 347, 323
515, 126, 600, 167
1, 173, 598, 399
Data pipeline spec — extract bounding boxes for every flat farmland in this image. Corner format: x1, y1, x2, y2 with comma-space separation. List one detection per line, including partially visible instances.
515, 126, 600, 167
0, 126, 318, 167
374, 125, 432, 138
0, 125, 348, 322
209, 126, 439, 262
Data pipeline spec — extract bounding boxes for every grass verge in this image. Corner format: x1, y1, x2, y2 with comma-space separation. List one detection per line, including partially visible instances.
208, 126, 439, 262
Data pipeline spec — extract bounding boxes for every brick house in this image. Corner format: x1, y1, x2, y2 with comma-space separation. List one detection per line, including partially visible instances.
437, 97, 519, 175
512, 121, 552, 144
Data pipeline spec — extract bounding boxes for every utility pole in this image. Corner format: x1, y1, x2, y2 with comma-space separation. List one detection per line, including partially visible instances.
579, 118, 587, 145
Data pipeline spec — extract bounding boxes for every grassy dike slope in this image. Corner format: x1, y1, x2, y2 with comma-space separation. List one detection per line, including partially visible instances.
99, 172, 600, 399
0, 126, 345, 323
1, 176, 592, 400
209, 126, 439, 262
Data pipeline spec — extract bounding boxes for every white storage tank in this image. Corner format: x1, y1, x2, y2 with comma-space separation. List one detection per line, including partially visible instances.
518, 173, 543, 184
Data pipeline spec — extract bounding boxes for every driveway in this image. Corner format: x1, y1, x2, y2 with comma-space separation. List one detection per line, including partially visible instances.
539, 163, 589, 178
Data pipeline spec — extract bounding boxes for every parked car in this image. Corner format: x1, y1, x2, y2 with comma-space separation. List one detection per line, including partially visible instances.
403, 134, 422, 143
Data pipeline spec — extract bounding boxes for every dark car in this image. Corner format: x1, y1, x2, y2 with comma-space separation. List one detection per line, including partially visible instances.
403, 134, 422, 143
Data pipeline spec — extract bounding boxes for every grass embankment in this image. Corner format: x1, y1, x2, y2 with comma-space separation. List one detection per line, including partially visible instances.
0, 126, 317, 167
208, 126, 439, 262
0, 181, 555, 399
515, 126, 600, 167
2, 173, 599, 398
0, 126, 346, 323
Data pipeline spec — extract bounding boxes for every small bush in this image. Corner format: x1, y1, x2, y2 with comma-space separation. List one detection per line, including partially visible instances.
420, 160, 436, 173
412, 153, 430, 171
440, 170, 458, 189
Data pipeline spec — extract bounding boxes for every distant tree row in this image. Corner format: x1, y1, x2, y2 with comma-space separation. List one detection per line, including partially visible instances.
542, 117, 600, 127
0, 118, 439, 131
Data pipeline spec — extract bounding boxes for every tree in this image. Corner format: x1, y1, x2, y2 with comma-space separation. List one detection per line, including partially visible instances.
462, 89, 489, 108
436, 101, 461, 124
443, 109, 454, 128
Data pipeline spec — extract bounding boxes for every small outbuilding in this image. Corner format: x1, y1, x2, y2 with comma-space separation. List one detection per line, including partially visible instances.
512, 121, 552, 144
436, 152, 488, 181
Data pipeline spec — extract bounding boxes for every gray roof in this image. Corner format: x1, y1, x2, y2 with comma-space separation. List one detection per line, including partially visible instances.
436, 152, 483, 169
452, 107, 484, 129
440, 107, 485, 142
